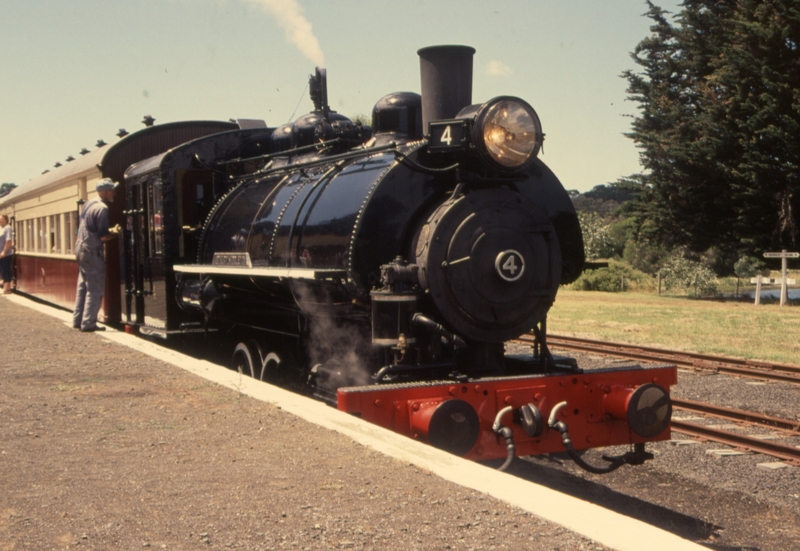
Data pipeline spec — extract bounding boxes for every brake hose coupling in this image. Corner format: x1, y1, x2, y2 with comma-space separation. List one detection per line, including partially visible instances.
547, 399, 642, 474
548, 401, 567, 428
492, 406, 514, 433
492, 406, 516, 472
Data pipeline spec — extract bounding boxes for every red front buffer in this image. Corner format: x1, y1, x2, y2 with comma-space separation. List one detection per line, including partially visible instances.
603, 383, 673, 438
409, 399, 481, 456
336, 366, 677, 467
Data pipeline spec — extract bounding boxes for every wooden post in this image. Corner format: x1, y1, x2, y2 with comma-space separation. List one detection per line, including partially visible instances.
780, 250, 788, 307
763, 250, 799, 307
755, 275, 762, 306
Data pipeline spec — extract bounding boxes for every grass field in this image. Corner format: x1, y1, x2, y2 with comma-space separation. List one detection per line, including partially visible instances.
547, 289, 800, 365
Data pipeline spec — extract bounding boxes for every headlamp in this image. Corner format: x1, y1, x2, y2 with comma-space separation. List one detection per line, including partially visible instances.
427, 96, 543, 173
473, 97, 542, 172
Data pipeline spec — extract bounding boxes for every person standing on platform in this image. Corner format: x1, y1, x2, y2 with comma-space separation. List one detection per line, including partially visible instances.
0, 214, 13, 294
72, 179, 120, 332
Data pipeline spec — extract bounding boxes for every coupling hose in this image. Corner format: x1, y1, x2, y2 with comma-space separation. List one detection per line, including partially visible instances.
548, 402, 632, 475
492, 406, 516, 472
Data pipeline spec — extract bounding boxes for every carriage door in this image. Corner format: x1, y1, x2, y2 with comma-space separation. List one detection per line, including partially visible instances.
177, 170, 215, 264
125, 177, 166, 327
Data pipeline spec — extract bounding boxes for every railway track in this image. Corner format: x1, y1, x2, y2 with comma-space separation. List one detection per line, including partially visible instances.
671, 398, 800, 466
513, 333, 800, 465
522, 333, 800, 385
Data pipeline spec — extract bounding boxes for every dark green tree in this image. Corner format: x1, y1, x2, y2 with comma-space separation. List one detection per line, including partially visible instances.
733, 254, 768, 296
0, 183, 16, 198
624, 0, 800, 265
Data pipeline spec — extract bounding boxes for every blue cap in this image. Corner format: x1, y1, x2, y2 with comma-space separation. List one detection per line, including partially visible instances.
96, 178, 117, 192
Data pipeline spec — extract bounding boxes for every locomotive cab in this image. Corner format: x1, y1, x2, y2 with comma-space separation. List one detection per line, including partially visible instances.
123, 124, 274, 332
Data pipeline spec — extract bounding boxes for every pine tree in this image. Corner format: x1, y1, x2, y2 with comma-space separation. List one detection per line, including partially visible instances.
624, 0, 800, 263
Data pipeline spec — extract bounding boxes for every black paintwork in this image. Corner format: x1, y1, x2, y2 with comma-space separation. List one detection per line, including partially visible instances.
123, 127, 275, 330
194, 135, 583, 349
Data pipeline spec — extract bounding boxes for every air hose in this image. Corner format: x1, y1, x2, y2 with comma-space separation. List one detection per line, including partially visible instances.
548, 402, 652, 474
492, 406, 516, 472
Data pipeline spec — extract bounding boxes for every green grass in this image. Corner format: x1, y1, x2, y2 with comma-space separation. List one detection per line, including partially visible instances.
548, 289, 800, 365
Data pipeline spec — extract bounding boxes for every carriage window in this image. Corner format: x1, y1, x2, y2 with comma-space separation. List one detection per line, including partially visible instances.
25, 220, 33, 252
65, 212, 76, 254
49, 215, 58, 253
37, 217, 44, 253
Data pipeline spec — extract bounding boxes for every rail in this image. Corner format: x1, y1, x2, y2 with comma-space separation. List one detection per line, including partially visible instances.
670, 420, 800, 466
512, 333, 800, 465
672, 397, 800, 433
672, 398, 800, 465
517, 334, 800, 385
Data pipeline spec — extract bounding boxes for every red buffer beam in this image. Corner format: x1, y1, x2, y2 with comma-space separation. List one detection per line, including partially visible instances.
338, 365, 677, 461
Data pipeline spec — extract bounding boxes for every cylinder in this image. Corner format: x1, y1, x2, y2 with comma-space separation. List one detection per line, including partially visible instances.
370, 290, 418, 346
418, 45, 476, 132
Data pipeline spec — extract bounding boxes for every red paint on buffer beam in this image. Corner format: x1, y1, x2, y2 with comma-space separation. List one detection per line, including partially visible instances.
338, 365, 677, 461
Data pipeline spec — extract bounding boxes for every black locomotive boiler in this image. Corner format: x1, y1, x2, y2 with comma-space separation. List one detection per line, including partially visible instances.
125, 46, 675, 471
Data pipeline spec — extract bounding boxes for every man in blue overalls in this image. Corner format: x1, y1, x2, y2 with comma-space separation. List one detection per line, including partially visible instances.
72, 178, 120, 332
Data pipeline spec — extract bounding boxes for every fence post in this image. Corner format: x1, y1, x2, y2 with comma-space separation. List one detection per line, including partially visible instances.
780, 250, 788, 307
754, 275, 762, 306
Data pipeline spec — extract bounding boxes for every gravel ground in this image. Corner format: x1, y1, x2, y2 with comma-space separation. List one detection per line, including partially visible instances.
517, 347, 800, 551
0, 297, 613, 551
673, 368, 800, 422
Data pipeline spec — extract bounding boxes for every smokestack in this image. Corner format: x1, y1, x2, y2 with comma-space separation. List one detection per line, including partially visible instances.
417, 45, 476, 132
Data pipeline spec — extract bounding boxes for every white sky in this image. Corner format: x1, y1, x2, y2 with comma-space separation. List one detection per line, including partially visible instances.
0, 0, 682, 192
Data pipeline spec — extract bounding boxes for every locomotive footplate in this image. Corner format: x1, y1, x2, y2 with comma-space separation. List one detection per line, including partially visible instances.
337, 364, 677, 462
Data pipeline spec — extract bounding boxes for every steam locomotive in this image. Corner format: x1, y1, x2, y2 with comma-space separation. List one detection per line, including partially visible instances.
24, 45, 677, 472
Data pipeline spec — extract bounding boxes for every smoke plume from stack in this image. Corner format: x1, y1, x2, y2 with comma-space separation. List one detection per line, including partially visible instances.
243, 0, 325, 67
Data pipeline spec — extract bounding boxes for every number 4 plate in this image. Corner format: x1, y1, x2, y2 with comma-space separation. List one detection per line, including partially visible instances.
428, 120, 469, 152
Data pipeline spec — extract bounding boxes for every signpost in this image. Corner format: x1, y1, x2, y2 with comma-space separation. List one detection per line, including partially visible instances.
758, 250, 799, 306
750, 276, 797, 305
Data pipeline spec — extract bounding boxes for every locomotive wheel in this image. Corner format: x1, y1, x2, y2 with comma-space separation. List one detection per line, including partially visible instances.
232, 341, 262, 380
260, 351, 282, 382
